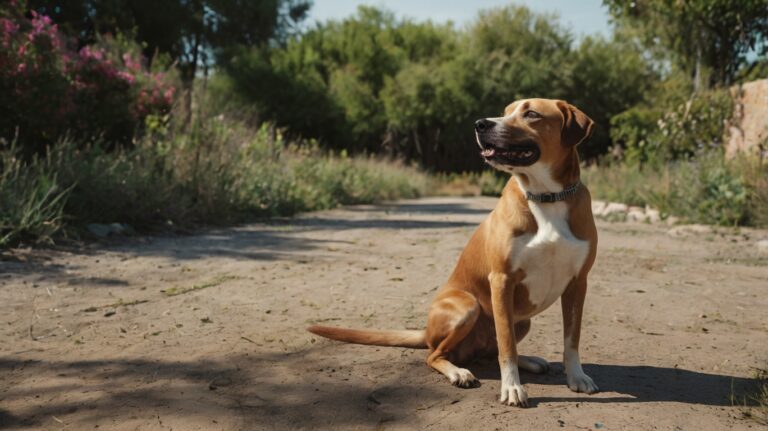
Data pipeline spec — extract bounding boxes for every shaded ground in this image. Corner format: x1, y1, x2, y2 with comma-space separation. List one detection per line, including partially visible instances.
1, 197, 767, 430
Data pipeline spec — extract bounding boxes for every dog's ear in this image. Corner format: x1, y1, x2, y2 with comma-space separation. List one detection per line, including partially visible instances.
557, 101, 594, 147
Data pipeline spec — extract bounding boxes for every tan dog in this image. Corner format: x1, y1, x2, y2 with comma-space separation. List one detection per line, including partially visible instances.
309, 98, 599, 406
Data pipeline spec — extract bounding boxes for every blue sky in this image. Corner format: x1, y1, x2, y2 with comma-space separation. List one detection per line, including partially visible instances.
308, 0, 613, 37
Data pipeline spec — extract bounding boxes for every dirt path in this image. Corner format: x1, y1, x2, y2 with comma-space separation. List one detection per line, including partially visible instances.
1, 197, 767, 430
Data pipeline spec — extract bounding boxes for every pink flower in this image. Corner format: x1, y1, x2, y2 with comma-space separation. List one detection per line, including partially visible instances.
1, 18, 19, 36
163, 87, 175, 103
17, 44, 26, 56
16, 62, 26, 74
122, 53, 141, 71
79, 46, 104, 61
117, 70, 135, 84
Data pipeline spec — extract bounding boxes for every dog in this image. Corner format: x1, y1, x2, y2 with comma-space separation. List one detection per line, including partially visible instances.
308, 98, 599, 407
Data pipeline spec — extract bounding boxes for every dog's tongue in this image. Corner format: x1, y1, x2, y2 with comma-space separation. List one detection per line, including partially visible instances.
481, 148, 495, 157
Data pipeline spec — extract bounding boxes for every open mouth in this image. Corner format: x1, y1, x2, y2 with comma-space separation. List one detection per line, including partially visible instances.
480, 142, 540, 166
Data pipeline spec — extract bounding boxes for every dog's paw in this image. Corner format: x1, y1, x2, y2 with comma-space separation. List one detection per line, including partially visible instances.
499, 382, 529, 407
518, 355, 550, 374
450, 368, 481, 388
566, 372, 599, 394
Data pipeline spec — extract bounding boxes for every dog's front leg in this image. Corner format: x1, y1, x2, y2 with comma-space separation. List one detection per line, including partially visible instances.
561, 275, 599, 393
489, 272, 528, 407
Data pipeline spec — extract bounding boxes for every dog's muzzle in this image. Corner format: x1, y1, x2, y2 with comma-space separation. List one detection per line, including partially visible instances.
474, 119, 540, 167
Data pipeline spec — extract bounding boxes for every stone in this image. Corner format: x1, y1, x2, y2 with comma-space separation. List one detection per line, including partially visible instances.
592, 200, 607, 216
627, 209, 648, 223
86, 223, 134, 238
645, 208, 661, 224
601, 202, 628, 217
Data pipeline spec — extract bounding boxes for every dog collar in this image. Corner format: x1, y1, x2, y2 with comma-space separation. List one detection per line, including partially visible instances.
525, 181, 580, 203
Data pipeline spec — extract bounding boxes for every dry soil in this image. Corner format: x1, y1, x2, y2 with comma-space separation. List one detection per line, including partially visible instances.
1, 197, 767, 430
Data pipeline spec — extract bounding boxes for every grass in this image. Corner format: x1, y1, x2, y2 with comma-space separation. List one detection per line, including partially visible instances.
582, 152, 768, 227
0, 117, 429, 248
0, 144, 72, 246
733, 365, 768, 425
431, 171, 507, 197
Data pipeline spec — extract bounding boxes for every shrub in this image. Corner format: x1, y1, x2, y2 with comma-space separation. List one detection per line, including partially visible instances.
0, 117, 429, 247
0, 141, 70, 247
610, 85, 733, 165
0, 9, 176, 155
583, 150, 765, 227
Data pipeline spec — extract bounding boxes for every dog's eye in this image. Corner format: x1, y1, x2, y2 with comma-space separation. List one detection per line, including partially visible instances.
524, 110, 541, 119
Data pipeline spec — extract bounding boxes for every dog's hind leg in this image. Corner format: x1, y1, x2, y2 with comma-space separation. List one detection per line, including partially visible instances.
514, 319, 550, 374
425, 289, 481, 388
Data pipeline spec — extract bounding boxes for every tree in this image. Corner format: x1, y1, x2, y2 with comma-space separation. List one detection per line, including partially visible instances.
26, 0, 311, 122
604, 0, 768, 89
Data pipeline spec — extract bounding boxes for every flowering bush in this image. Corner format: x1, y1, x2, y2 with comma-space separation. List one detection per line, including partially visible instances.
0, 6, 176, 155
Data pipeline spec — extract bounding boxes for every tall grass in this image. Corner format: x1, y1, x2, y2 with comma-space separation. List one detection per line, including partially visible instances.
582, 151, 767, 227
0, 143, 71, 245
734, 365, 768, 426
0, 118, 428, 248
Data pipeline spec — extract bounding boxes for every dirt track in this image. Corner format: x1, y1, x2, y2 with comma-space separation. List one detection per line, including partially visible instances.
1, 196, 767, 430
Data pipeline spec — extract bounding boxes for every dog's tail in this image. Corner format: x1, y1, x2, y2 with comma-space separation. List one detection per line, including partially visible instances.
307, 325, 427, 349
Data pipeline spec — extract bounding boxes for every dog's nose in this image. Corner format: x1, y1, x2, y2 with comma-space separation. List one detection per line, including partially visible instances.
474, 119, 495, 133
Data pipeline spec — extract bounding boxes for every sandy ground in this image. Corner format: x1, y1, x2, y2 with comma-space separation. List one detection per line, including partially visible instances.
1, 196, 767, 431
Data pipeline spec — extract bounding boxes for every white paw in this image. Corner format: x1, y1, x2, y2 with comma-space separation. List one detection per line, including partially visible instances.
450, 368, 480, 388
518, 355, 550, 374
566, 372, 599, 394
499, 382, 529, 407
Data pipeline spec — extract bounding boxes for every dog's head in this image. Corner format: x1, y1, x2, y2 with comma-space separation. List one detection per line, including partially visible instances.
474, 99, 593, 174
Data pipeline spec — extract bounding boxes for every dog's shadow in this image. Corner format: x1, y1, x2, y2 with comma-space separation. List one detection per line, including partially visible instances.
471, 359, 760, 407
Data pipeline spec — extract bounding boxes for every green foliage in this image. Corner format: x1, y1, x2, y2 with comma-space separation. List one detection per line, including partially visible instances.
584, 150, 766, 227
0, 117, 428, 248
604, 0, 768, 88
611, 86, 733, 164
224, 5, 652, 171
0, 143, 71, 247
566, 35, 656, 159
0, 10, 177, 156
24, 0, 311, 80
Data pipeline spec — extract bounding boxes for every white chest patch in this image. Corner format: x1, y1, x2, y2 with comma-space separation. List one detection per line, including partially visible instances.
509, 201, 589, 316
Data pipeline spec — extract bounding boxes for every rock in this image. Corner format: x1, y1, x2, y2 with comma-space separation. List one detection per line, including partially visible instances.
602, 202, 628, 217
103, 308, 116, 317
665, 216, 680, 226
757, 239, 768, 254
667, 224, 713, 237
645, 208, 661, 224
599, 202, 628, 221
87, 223, 134, 238
87, 223, 112, 238
592, 200, 607, 216
627, 209, 648, 223
727, 79, 768, 159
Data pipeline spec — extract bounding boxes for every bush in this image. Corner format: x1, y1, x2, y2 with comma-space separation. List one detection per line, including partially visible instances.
0, 9, 176, 156
610, 83, 733, 164
223, 5, 654, 171
0, 117, 429, 247
0, 141, 70, 246
583, 150, 766, 227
